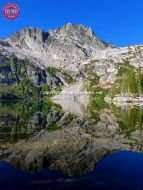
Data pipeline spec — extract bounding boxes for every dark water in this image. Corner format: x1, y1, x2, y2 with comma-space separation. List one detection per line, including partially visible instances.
0, 100, 143, 189
0, 151, 143, 190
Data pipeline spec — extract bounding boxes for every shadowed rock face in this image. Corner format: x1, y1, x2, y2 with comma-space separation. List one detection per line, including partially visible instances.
0, 104, 143, 176
0, 55, 64, 88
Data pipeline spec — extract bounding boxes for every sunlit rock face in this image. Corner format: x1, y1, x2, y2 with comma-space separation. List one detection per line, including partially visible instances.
9, 23, 109, 59
0, 23, 113, 94
9, 28, 48, 52
1, 23, 143, 96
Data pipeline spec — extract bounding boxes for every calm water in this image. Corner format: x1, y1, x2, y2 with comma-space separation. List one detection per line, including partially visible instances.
0, 100, 143, 190
0, 151, 143, 190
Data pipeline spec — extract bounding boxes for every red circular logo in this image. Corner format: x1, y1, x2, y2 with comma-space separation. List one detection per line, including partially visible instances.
2, 3, 20, 20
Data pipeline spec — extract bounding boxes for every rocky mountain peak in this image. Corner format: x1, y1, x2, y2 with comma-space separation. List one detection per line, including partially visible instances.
1, 23, 143, 102
7, 23, 110, 55
49, 23, 109, 49
9, 27, 49, 51
50, 23, 94, 37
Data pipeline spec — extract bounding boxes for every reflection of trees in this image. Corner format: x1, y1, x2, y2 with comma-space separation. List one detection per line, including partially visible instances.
0, 101, 53, 141
112, 106, 143, 136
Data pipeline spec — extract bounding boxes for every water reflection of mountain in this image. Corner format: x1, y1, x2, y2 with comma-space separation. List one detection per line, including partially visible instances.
0, 100, 143, 176
0, 101, 61, 142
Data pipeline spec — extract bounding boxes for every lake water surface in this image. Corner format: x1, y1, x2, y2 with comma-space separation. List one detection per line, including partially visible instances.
0, 100, 143, 190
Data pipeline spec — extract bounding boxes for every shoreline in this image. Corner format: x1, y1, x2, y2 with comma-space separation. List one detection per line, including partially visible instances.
105, 95, 143, 105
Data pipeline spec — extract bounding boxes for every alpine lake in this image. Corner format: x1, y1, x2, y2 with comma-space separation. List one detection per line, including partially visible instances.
0, 97, 143, 190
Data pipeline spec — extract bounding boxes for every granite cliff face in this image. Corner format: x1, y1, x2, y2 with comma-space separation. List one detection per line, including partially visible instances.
0, 23, 111, 96
0, 23, 143, 99
9, 23, 109, 57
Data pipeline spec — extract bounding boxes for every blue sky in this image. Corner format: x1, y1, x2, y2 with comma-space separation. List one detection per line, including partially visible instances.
0, 0, 143, 46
